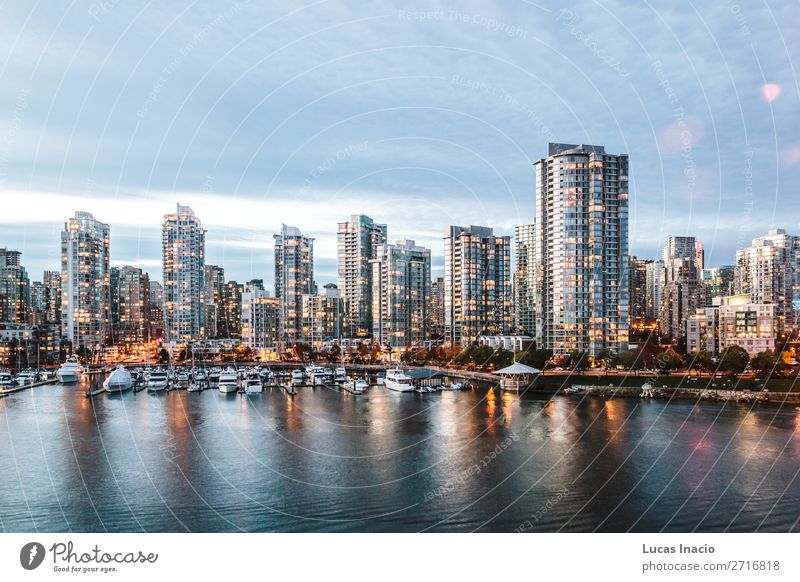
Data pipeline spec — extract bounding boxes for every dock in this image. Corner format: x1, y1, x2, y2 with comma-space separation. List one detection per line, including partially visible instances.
281, 383, 296, 396
0, 378, 58, 397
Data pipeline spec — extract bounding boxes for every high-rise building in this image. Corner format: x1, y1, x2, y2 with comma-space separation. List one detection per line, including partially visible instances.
735, 229, 799, 333
513, 224, 536, 336
533, 143, 629, 355
444, 225, 511, 347
162, 204, 205, 342
0, 248, 30, 325
687, 294, 776, 356
241, 287, 280, 355
203, 265, 225, 339
628, 257, 651, 329
274, 224, 315, 347
30, 280, 47, 326
43, 270, 61, 326
659, 236, 706, 339
114, 266, 150, 344
430, 276, 445, 340
703, 266, 735, 306
148, 281, 165, 341
219, 280, 243, 338
60, 212, 110, 349
0, 248, 21, 267
645, 260, 664, 320
337, 214, 387, 338
302, 284, 344, 349
371, 239, 431, 349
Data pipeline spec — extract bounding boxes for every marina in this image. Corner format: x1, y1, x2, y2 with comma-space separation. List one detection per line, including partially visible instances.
1, 370, 799, 533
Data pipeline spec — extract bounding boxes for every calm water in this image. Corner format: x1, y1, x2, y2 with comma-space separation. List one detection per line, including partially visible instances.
1, 377, 799, 532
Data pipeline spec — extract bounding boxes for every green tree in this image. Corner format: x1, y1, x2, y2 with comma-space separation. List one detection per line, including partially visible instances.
686, 350, 713, 375
617, 349, 644, 371
748, 349, 786, 378
567, 350, 589, 371
718, 345, 750, 375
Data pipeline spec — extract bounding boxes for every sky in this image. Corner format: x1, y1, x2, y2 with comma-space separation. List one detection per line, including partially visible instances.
1, 0, 798, 288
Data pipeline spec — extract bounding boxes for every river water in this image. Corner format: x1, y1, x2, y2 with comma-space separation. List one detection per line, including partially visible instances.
1, 376, 799, 532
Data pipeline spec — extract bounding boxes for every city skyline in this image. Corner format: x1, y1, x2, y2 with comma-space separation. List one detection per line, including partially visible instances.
1, 2, 798, 284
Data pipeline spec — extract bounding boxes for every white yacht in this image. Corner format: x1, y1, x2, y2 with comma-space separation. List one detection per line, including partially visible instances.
103, 365, 133, 393
334, 367, 347, 383
384, 368, 415, 392
244, 375, 263, 394
343, 378, 368, 394
307, 365, 326, 385
147, 368, 169, 392
57, 357, 84, 384
16, 369, 37, 386
0, 370, 14, 388
291, 369, 304, 385
218, 367, 239, 393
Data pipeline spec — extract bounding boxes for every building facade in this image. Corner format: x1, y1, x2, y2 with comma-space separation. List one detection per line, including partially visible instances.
703, 266, 735, 306
513, 224, 536, 336
0, 248, 30, 325
735, 229, 799, 333
162, 204, 206, 342
114, 266, 150, 344
533, 143, 629, 355
371, 239, 431, 349
659, 236, 706, 340
337, 214, 387, 338
202, 265, 225, 339
241, 288, 280, 355
444, 225, 511, 347
687, 294, 776, 356
60, 212, 111, 349
645, 259, 664, 320
629, 256, 651, 328
219, 280, 243, 338
274, 224, 315, 347
302, 284, 345, 349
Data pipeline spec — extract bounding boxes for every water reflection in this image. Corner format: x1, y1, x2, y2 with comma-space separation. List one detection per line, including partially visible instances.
0, 377, 799, 532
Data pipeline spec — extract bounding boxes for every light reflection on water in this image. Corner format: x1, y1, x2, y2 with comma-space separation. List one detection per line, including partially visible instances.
1, 376, 799, 532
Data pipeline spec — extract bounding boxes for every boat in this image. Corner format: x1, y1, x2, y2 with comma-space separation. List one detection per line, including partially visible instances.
176, 370, 190, 389
291, 369, 304, 385
147, 368, 169, 392
103, 365, 133, 393
218, 367, 239, 393
193, 369, 208, 383
306, 365, 327, 385
16, 369, 37, 386
187, 382, 203, 392
343, 378, 368, 394
57, 357, 84, 383
208, 368, 221, 383
0, 370, 14, 388
244, 376, 263, 394
384, 368, 415, 392
334, 367, 347, 383
259, 368, 274, 385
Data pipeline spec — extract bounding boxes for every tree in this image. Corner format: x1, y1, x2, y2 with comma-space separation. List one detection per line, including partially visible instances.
686, 350, 713, 375
519, 348, 552, 370
748, 349, 787, 378
157, 348, 170, 365
617, 349, 644, 371
718, 345, 750, 376
654, 349, 684, 371
566, 350, 589, 371
594, 348, 614, 369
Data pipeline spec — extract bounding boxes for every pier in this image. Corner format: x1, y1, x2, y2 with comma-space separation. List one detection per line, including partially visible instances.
0, 377, 58, 397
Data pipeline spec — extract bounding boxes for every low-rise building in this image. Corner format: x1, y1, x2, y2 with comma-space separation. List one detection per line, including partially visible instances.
686, 294, 776, 356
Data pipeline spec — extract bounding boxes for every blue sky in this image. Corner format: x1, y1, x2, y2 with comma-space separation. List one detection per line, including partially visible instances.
1, 0, 798, 287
